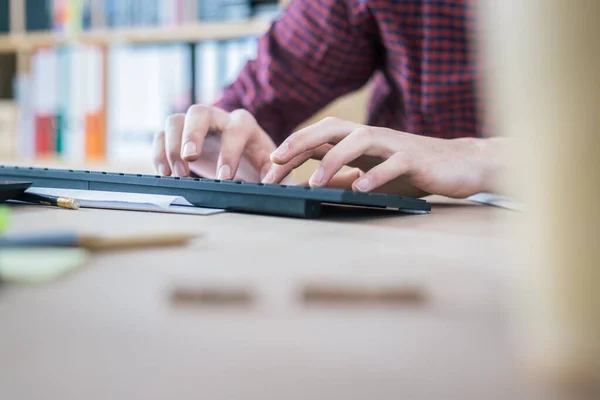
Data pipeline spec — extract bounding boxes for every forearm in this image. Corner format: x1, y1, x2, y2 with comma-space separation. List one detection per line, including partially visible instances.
214, 0, 376, 145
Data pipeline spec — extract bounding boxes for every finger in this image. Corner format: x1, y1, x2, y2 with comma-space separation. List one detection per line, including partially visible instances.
181, 105, 230, 163
352, 152, 411, 193
347, 154, 382, 171
152, 130, 171, 176
310, 143, 334, 160
262, 143, 334, 184
309, 127, 379, 187
216, 109, 261, 180
324, 168, 364, 189
263, 148, 315, 184
270, 117, 360, 164
296, 168, 363, 189
165, 113, 188, 177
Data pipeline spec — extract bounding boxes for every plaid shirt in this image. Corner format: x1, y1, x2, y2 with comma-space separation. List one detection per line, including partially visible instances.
214, 0, 485, 145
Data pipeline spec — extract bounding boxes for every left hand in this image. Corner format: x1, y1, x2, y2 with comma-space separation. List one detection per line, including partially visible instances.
262, 117, 496, 198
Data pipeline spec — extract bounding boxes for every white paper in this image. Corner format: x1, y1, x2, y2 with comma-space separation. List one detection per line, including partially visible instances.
25, 188, 224, 215
467, 192, 523, 211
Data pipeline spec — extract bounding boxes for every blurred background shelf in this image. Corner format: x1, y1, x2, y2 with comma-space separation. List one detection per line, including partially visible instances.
0, 0, 368, 176
0, 19, 273, 53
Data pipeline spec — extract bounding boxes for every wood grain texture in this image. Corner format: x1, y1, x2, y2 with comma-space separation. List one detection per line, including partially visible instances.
0, 196, 555, 400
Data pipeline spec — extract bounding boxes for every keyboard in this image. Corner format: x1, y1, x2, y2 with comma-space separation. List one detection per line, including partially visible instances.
0, 165, 431, 218
0, 180, 32, 203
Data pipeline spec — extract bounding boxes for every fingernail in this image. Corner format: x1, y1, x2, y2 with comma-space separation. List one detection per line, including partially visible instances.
309, 167, 324, 186
158, 164, 168, 176
262, 170, 274, 184
355, 178, 370, 192
217, 164, 231, 180
182, 142, 197, 158
272, 143, 289, 159
174, 161, 187, 177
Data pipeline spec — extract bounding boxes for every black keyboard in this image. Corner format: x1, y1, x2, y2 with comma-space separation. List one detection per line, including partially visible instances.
0, 165, 431, 218
0, 180, 32, 202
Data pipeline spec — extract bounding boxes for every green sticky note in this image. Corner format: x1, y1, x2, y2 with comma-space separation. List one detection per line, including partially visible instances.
0, 206, 9, 234
0, 248, 89, 284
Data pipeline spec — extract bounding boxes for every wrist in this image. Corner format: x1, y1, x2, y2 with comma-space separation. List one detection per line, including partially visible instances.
461, 137, 511, 194
480, 137, 513, 194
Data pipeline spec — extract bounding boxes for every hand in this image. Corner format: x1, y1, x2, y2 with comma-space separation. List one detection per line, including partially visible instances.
263, 117, 497, 198
285, 146, 429, 197
153, 105, 277, 180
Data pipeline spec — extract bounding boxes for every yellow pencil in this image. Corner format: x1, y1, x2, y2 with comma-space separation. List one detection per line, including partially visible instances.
15, 192, 80, 210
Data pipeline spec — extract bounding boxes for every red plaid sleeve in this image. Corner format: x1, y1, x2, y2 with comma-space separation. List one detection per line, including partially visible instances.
213, 0, 377, 144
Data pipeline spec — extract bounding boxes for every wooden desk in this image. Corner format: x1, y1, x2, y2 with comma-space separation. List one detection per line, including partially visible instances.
0, 198, 550, 399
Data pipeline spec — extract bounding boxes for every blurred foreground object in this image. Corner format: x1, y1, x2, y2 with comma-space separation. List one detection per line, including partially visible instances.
481, 0, 599, 393
0, 231, 199, 251
170, 286, 255, 307
0, 248, 89, 284
301, 284, 427, 306
0, 205, 8, 234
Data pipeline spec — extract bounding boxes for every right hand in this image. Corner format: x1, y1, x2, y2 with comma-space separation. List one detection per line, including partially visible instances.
153, 105, 277, 181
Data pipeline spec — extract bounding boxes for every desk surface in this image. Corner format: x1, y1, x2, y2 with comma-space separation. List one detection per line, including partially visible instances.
0, 197, 549, 400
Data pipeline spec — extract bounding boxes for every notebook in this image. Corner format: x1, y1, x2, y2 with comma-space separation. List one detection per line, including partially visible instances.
24, 187, 225, 215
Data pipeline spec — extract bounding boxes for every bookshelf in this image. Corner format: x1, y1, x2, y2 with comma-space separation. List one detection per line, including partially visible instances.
0, 0, 369, 181
0, 19, 273, 53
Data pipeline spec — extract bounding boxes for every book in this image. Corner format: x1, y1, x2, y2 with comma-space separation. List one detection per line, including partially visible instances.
198, 0, 252, 22
106, 44, 171, 164
0, 53, 16, 99
25, 0, 52, 31
31, 47, 59, 157
0, 0, 9, 33
63, 45, 87, 161
195, 40, 220, 105
0, 100, 18, 158
84, 45, 107, 160
14, 73, 35, 158
7, 0, 280, 33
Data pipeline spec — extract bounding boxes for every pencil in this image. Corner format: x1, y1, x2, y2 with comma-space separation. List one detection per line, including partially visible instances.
15, 192, 80, 210
0, 232, 200, 250
80, 232, 200, 250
